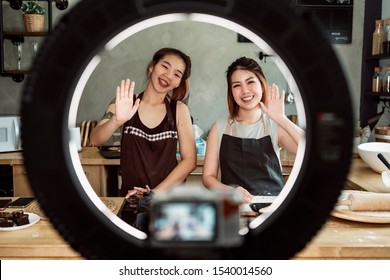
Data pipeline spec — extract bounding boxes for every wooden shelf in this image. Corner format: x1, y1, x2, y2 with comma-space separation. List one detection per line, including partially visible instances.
2, 69, 31, 75
0, 0, 68, 82
366, 53, 390, 60
3, 31, 49, 37
365, 91, 390, 97
359, 0, 384, 127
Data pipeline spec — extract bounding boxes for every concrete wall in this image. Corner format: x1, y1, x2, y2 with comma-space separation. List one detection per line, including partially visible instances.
76, 19, 293, 134
0, 1, 374, 133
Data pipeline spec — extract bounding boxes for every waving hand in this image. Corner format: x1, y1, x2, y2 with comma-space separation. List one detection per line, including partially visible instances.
260, 83, 285, 123
114, 79, 140, 125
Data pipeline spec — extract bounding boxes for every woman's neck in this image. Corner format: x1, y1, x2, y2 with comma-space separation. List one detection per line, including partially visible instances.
142, 83, 167, 105
235, 107, 263, 125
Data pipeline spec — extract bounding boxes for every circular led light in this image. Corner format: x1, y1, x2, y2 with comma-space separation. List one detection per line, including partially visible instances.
21, 0, 353, 259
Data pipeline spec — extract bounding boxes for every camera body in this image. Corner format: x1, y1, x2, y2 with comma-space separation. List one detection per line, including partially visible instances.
149, 184, 243, 248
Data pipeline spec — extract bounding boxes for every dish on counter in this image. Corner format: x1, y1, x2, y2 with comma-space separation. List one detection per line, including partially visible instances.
0, 212, 40, 231
98, 145, 121, 159
357, 142, 390, 173
331, 190, 390, 223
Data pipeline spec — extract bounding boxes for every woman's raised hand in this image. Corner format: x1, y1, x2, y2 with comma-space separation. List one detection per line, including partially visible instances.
260, 83, 285, 123
114, 79, 140, 125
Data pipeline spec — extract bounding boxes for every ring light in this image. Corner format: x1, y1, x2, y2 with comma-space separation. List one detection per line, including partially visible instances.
21, 0, 353, 259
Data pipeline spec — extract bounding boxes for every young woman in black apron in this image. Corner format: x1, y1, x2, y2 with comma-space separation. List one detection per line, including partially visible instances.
90, 48, 196, 197
203, 57, 304, 203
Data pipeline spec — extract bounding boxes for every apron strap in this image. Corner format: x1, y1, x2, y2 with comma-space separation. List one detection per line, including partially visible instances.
164, 97, 174, 129
263, 114, 269, 135
127, 92, 174, 128
224, 118, 236, 136
224, 113, 266, 137
127, 92, 143, 127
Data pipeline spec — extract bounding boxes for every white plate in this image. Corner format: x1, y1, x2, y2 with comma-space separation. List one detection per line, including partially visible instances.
0, 212, 40, 231
331, 190, 390, 223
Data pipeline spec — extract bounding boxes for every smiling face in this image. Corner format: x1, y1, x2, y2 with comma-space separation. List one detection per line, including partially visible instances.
149, 54, 186, 94
230, 69, 263, 111
226, 57, 268, 119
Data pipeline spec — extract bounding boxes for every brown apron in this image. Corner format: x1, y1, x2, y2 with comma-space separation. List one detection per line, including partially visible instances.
120, 93, 178, 196
220, 118, 284, 196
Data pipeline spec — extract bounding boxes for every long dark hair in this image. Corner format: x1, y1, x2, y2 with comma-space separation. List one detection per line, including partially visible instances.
146, 48, 192, 102
226, 57, 268, 119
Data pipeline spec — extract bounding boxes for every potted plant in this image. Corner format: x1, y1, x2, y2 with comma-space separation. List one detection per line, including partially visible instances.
21, 1, 45, 32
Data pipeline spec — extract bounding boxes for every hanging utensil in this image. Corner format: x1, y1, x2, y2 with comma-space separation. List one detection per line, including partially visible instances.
377, 153, 390, 170
377, 153, 390, 189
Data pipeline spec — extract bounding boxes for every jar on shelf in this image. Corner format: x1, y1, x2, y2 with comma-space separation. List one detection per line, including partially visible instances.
383, 65, 390, 93
372, 19, 385, 55
383, 18, 390, 54
372, 67, 382, 92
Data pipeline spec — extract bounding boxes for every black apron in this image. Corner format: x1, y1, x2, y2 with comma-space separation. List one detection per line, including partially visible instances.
120, 93, 178, 196
219, 118, 284, 196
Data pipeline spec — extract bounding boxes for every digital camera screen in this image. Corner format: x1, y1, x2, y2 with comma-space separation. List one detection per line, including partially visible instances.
152, 202, 217, 242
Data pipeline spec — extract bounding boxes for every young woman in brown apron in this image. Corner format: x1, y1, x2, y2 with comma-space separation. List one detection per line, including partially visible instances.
203, 57, 304, 203
90, 48, 196, 197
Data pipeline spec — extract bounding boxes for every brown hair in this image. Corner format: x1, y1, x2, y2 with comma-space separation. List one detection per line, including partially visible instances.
226, 57, 268, 119
146, 48, 192, 103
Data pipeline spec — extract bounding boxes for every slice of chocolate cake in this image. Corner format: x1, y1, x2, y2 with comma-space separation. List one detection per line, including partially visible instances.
0, 217, 14, 227
0, 212, 13, 219
11, 210, 24, 219
12, 210, 30, 226
14, 213, 29, 226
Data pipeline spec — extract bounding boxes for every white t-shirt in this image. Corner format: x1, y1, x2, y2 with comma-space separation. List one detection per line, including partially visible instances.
215, 115, 281, 167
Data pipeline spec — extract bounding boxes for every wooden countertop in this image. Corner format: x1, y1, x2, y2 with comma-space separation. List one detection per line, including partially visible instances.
0, 147, 121, 166
0, 146, 295, 167
0, 197, 123, 259
295, 217, 390, 259
1, 150, 389, 259
0, 150, 23, 165
345, 155, 384, 191
1, 192, 390, 259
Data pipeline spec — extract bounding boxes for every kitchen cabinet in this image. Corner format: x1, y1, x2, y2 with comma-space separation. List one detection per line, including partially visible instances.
360, 0, 390, 127
0, 0, 68, 82
80, 165, 107, 196
0, 148, 114, 197
9, 163, 107, 197
12, 164, 32, 196
186, 165, 203, 185
291, 0, 354, 44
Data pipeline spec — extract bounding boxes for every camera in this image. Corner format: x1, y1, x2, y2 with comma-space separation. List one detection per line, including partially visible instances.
149, 184, 243, 248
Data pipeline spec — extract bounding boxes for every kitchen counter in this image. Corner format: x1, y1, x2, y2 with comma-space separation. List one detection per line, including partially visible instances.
295, 217, 390, 259
345, 155, 384, 191
0, 146, 296, 166
0, 147, 296, 196
1, 150, 390, 259
0, 197, 123, 260
0, 192, 389, 260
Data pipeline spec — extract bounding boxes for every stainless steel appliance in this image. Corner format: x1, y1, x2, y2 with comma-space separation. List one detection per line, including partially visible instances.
0, 116, 22, 152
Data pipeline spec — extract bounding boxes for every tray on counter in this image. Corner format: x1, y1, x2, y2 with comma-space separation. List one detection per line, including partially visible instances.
98, 145, 121, 159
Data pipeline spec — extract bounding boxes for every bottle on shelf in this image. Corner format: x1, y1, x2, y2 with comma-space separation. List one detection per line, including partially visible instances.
13, 41, 23, 70
372, 66, 382, 92
383, 18, 390, 55
383, 65, 390, 93
372, 19, 385, 55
